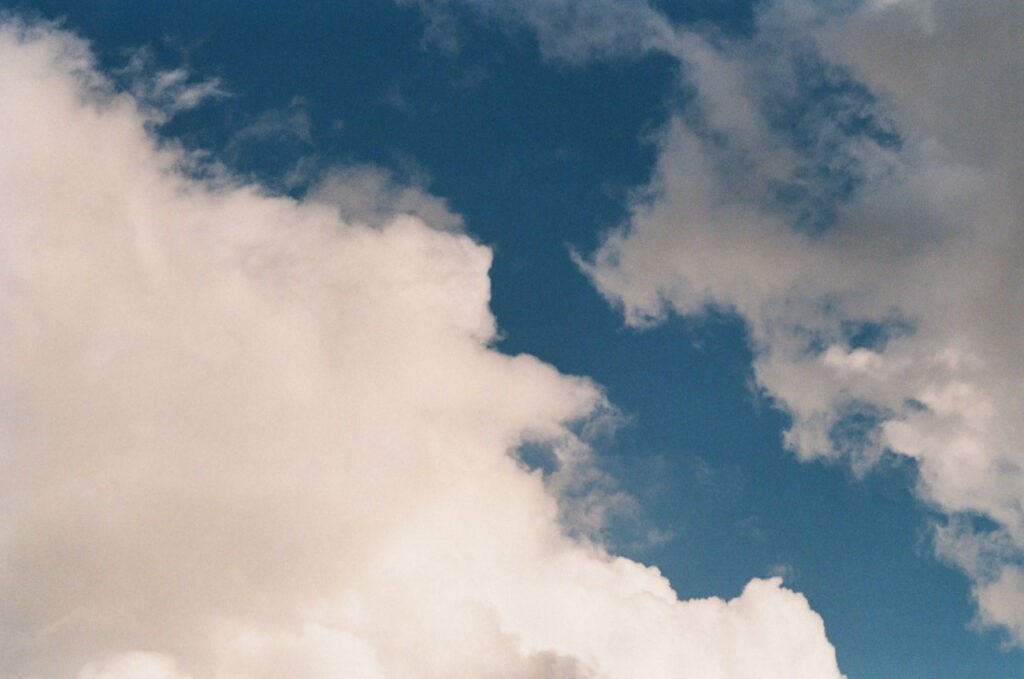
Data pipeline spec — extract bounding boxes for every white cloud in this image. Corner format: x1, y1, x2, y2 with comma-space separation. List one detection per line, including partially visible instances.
0, 20, 845, 679
576, 0, 1024, 644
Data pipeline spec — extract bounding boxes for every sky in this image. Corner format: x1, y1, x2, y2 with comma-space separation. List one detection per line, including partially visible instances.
1, 1, 1023, 678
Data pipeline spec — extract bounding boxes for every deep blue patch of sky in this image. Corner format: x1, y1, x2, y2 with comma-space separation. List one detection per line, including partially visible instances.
6, 1, 1023, 677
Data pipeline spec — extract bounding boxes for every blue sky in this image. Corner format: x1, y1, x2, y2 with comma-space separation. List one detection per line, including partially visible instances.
3, 2, 1024, 678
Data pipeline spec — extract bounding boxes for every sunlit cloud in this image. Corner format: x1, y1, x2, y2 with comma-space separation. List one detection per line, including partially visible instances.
0, 20, 844, 679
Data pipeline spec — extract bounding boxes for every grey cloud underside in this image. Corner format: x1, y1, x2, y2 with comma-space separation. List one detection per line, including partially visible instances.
442, 0, 1024, 644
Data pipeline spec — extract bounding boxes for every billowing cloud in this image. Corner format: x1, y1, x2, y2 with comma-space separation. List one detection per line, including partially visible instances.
570, 0, 1024, 644
0, 20, 845, 679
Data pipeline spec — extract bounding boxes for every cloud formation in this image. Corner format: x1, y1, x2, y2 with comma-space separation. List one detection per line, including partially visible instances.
0, 21, 844, 679
561, 0, 1024, 644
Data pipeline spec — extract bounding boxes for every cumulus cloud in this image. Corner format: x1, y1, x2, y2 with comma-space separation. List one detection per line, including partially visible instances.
566, 0, 1024, 644
0, 20, 844, 679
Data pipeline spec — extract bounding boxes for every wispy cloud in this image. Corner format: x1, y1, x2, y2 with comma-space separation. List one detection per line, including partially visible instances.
118, 45, 227, 122
405, 0, 683, 63
226, 97, 314, 148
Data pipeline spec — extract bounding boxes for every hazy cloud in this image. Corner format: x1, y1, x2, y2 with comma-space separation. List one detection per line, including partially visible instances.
306, 164, 464, 232
227, 98, 314, 147
406, 0, 683, 63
